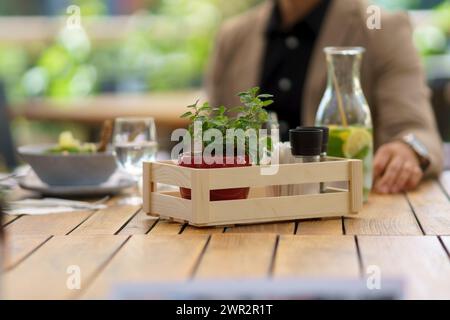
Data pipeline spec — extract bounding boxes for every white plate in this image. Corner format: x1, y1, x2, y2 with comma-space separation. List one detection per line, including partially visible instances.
18, 170, 135, 197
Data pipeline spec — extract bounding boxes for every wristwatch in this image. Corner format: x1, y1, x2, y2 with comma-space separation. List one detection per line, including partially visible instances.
401, 133, 431, 172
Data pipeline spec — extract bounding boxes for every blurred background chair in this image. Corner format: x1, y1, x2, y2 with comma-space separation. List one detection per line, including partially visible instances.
0, 81, 17, 170
429, 77, 450, 170
430, 78, 450, 141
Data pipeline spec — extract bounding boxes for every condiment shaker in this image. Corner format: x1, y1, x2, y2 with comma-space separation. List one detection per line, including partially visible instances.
289, 128, 323, 195
297, 126, 329, 192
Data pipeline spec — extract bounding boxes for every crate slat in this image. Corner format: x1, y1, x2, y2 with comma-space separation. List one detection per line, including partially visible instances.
203, 161, 350, 189
150, 193, 192, 222
151, 161, 193, 188
145, 160, 350, 189
205, 192, 350, 226
349, 159, 363, 213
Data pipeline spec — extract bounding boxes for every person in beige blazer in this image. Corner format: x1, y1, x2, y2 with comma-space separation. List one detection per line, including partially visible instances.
205, 0, 443, 194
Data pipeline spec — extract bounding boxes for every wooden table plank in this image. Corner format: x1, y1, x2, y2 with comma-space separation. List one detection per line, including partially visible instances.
4, 211, 93, 236
81, 234, 208, 299
439, 171, 450, 198
2, 215, 19, 226
3, 235, 128, 299
344, 193, 422, 235
3, 235, 51, 270
183, 226, 225, 234
147, 220, 184, 234
273, 235, 359, 278
70, 205, 139, 235
357, 235, 450, 299
441, 236, 450, 257
117, 209, 158, 235
13, 91, 199, 126
225, 222, 295, 234
297, 218, 343, 235
406, 181, 450, 235
194, 234, 276, 279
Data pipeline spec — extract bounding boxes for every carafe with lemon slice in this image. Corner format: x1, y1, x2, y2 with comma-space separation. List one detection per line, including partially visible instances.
315, 47, 373, 201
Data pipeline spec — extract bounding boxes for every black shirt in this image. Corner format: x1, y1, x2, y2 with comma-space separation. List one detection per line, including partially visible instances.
260, 0, 330, 141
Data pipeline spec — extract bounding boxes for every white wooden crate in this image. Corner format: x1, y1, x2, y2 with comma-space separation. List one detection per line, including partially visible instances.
142, 158, 363, 227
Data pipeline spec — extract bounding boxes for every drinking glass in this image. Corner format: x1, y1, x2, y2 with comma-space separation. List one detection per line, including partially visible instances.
113, 117, 158, 205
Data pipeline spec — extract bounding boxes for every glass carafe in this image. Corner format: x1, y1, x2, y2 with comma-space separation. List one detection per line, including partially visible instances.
315, 47, 373, 201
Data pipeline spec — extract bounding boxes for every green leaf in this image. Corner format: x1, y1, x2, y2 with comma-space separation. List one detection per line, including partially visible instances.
186, 99, 199, 109
180, 111, 193, 118
250, 86, 260, 95
262, 99, 274, 106
198, 102, 211, 111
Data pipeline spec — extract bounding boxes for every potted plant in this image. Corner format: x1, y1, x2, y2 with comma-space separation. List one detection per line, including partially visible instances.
178, 87, 273, 201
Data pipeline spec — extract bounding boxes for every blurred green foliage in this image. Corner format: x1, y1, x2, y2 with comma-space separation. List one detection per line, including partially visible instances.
372, 0, 422, 10
91, 0, 221, 92
433, 0, 450, 33
0, 45, 28, 101
0, 0, 261, 102
413, 1, 450, 55
1, 0, 448, 102
370, 0, 449, 55
22, 26, 96, 98
72, 0, 106, 16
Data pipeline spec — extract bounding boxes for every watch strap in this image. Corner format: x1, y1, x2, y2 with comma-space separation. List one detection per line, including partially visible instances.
402, 133, 431, 172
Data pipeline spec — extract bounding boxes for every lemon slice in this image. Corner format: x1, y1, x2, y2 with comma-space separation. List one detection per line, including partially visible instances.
343, 127, 372, 158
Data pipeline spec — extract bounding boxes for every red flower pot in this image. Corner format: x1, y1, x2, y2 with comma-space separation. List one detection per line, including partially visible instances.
178, 153, 251, 201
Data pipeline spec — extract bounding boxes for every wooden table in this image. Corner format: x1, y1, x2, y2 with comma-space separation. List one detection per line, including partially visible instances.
11, 91, 202, 126
2, 172, 450, 300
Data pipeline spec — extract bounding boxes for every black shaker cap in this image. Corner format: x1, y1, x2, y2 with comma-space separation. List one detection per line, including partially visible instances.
296, 126, 329, 153
289, 128, 323, 156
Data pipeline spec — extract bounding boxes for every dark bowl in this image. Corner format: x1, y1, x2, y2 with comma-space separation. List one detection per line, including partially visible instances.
18, 144, 117, 186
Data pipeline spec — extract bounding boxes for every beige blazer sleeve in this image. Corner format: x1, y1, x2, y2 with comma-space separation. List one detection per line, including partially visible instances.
368, 12, 443, 177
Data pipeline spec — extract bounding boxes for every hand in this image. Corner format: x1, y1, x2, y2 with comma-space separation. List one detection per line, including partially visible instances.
373, 141, 423, 194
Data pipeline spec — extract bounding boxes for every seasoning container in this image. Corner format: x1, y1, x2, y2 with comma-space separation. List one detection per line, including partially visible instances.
297, 126, 329, 192
266, 142, 295, 197
296, 126, 329, 160
289, 128, 323, 195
